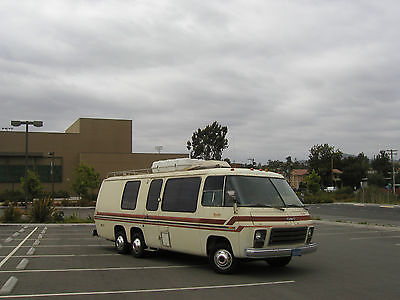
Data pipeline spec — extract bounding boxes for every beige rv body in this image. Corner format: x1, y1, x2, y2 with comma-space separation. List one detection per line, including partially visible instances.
94, 159, 317, 272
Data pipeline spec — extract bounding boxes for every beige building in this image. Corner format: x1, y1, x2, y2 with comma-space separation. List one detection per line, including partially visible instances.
0, 118, 188, 195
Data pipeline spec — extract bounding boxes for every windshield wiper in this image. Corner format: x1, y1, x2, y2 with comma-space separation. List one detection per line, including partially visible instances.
240, 204, 285, 210
285, 204, 305, 208
264, 204, 285, 211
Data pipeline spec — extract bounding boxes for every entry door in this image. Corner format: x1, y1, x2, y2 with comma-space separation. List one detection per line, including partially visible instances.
143, 179, 163, 248
158, 177, 202, 253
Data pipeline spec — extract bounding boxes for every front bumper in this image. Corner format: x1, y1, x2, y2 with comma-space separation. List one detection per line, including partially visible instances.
245, 242, 318, 258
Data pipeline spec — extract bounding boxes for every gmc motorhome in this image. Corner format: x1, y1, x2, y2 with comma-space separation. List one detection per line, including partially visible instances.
94, 158, 317, 273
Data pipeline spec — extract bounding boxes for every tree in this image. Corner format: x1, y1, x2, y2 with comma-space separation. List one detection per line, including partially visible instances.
371, 151, 391, 177
20, 170, 43, 201
308, 144, 342, 187
306, 170, 321, 195
72, 163, 101, 200
340, 153, 369, 188
368, 172, 386, 187
186, 121, 228, 160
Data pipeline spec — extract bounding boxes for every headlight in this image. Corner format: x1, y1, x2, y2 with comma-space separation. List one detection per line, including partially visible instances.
253, 230, 267, 248
306, 227, 314, 244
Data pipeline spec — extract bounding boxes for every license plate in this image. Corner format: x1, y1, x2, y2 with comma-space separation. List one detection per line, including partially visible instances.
291, 248, 302, 256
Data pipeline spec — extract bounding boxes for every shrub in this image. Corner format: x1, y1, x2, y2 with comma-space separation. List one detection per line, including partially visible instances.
1, 203, 23, 223
63, 214, 94, 223
53, 210, 64, 223
30, 197, 56, 223
355, 185, 396, 204
302, 191, 333, 204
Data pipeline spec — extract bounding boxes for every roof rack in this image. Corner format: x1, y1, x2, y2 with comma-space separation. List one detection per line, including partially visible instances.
106, 158, 231, 178
107, 168, 152, 178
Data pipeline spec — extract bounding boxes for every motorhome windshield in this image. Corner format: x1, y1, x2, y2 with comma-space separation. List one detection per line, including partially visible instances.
224, 176, 304, 208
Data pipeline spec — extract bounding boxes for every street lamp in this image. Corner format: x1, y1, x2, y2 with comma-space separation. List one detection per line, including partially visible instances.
48, 152, 55, 201
11, 120, 44, 205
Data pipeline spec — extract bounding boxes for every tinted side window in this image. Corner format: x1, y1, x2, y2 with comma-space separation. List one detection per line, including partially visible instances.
162, 177, 201, 212
146, 179, 163, 211
121, 181, 141, 210
202, 176, 224, 207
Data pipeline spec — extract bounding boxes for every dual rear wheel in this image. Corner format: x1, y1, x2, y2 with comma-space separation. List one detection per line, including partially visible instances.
114, 229, 146, 258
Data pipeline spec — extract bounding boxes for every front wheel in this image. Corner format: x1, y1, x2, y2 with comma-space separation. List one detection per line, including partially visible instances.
131, 232, 146, 258
266, 256, 291, 267
209, 243, 237, 274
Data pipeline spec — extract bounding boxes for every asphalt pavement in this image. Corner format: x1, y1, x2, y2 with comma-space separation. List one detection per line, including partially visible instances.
0, 204, 398, 299
308, 202, 400, 227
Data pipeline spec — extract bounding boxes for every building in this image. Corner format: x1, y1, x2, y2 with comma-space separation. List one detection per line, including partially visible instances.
290, 168, 343, 190
0, 118, 188, 195
290, 169, 309, 190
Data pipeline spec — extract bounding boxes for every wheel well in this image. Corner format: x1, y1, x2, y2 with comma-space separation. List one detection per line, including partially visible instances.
114, 225, 126, 238
206, 236, 231, 256
130, 227, 145, 241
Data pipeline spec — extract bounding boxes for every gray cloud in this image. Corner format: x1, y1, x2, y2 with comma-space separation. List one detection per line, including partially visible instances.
1, 0, 400, 163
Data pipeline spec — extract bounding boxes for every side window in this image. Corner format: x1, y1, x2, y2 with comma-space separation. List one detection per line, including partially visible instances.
146, 179, 163, 211
202, 176, 224, 207
224, 176, 238, 207
121, 181, 141, 210
162, 177, 201, 212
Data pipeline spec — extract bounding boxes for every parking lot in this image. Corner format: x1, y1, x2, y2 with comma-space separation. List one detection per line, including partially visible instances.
0, 216, 399, 299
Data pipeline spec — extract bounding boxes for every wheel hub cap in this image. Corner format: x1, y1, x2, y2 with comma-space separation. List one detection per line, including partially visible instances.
132, 238, 141, 252
116, 236, 125, 249
214, 249, 232, 270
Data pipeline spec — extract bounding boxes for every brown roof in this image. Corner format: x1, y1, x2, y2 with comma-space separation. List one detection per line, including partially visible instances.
291, 169, 309, 176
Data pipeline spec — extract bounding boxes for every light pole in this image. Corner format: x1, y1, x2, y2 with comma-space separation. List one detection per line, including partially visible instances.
11, 120, 43, 205
48, 152, 55, 201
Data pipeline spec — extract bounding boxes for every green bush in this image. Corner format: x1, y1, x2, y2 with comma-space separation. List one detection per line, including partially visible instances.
302, 191, 333, 204
63, 214, 94, 223
330, 187, 355, 202
1, 203, 23, 223
53, 210, 64, 223
355, 185, 397, 204
30, 197, 56, 223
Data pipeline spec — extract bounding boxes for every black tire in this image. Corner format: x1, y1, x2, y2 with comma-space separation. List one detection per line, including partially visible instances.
266, 256, 292, 267
114, 230, 130, 254
131, 232, 146, 258
209, 243, 238, 274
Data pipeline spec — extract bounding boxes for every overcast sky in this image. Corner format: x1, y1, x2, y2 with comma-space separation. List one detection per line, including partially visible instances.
1, 0, 399, 163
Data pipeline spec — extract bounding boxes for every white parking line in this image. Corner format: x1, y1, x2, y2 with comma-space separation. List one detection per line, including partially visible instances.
16, 259, 29, 270
8, 238, 97, 241
318, 230, 393, 236
26, 248, 35, 256
0, 276, 18, 295
0, 227, 38, 269
0, 254, 119, 258
0, 280, 295, 298
1, 245, 108, 248
0, 265, 203, 273
350, 235, 400, 240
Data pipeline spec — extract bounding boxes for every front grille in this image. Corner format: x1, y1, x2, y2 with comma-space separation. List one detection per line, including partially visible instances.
269, 227, 307, 245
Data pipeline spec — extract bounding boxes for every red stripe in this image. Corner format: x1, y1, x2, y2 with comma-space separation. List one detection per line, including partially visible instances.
94, 215, 242, 232
96, 211, 226, 225
226, 215, 311, 225
96, 211, 311, 226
